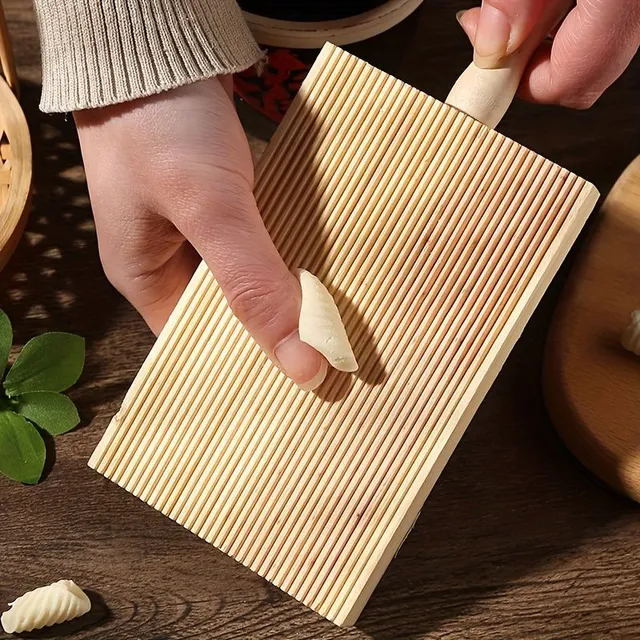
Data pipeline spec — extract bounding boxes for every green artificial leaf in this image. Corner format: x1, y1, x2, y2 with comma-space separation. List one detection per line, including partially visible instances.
0, 309, 12, 375
14, 391, 80, 436
4, 332, 85, 397
0, 410, 46, 484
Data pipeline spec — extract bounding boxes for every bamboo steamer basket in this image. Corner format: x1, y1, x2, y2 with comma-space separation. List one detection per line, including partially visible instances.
235, 0, 425, 123
0, 1, 31, 271
242, 0, 424, 49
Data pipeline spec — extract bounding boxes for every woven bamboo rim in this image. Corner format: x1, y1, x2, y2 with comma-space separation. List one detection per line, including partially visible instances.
242, 0, 424, 49
0, 0, 31, 272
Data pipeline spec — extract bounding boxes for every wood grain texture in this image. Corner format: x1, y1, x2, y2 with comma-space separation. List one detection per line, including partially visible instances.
0, 1, 639, 638
544, 156, 640, 502
89, 43, 598, 627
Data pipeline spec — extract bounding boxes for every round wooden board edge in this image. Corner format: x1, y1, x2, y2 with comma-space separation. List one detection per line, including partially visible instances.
0, 75, 32, 272
542, 156, 640, 504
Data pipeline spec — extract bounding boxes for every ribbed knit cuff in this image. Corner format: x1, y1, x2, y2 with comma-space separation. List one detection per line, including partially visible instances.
33, 0, 263, 113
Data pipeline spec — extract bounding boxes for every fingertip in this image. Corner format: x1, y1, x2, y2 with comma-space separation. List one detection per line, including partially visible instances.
274, 331, 328, 391
472, 3, 510, 68
516, 42, 554, 103
457, 7, 480, 44
297, 359, 329, 392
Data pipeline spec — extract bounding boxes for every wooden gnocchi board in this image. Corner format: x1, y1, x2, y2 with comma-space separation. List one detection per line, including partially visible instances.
89, 44, 598, 626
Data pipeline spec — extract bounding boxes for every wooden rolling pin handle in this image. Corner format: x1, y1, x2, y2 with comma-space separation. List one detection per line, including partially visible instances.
445, 0, 574, 129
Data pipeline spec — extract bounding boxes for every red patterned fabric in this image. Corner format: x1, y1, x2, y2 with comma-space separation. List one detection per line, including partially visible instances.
234, 48, 315, 123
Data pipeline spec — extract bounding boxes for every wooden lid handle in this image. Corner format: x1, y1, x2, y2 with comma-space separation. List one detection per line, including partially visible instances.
445, 0, 573, 129
0, 1, 19, 97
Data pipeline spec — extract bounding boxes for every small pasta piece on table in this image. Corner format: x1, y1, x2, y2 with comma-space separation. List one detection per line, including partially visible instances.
1, 579, 91, 634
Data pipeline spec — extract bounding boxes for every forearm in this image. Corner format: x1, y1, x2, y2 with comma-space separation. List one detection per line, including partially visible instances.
33, 0, 262, 113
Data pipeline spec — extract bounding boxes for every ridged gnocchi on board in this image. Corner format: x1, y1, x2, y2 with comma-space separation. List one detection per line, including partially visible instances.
621, 310, 640, 356
298, 269, 358, 374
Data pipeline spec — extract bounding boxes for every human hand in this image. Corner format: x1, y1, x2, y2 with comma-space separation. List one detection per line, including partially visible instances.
457, 0, 640, 108
74, 77, 327, 390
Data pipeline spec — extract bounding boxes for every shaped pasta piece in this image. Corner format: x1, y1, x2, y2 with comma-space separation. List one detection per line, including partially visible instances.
1, 579, 91, 634
298, 269, 358, 373
621, 310, 640, 356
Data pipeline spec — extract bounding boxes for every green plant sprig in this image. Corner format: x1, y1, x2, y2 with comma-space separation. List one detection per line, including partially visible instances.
0, 310, 84, 485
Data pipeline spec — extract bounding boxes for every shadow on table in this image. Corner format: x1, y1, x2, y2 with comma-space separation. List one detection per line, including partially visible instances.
0, 81, 135, 421
356, 297, 632, 640
15, 590, 111, 638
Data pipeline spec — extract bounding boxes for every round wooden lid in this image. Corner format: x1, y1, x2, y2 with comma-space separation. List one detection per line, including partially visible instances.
544, 156, 640, 503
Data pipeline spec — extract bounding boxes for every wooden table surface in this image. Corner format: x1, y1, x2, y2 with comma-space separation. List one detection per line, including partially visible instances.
1, 2, 639, 639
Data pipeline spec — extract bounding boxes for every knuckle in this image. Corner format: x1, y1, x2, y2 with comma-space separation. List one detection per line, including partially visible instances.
542, 60, 603, 110
99, 258, 126, 294
545, 73, 602, 110
101, 260, 142, 301
166, 168, 254, 235
226, 273, 292, 330
210, 173, 255, 224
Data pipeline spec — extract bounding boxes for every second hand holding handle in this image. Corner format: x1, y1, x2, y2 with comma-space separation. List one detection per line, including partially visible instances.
445, 0, 574, 129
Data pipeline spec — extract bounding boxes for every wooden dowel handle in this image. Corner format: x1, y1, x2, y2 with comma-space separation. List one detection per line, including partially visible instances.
0, 1, 19, 97
446, 0, 574, 129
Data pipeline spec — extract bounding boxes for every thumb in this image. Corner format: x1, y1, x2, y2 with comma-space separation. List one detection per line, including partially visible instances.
469, 0, 556, 68
174, 172, 328, 392
457, 7, 481, 45
457, 1, 640, 108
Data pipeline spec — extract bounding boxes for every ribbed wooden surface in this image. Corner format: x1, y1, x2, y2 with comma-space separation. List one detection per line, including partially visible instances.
89, 44, 598, 626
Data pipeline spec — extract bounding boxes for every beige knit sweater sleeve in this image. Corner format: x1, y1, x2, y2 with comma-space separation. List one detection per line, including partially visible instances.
33, 0, 262, 113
